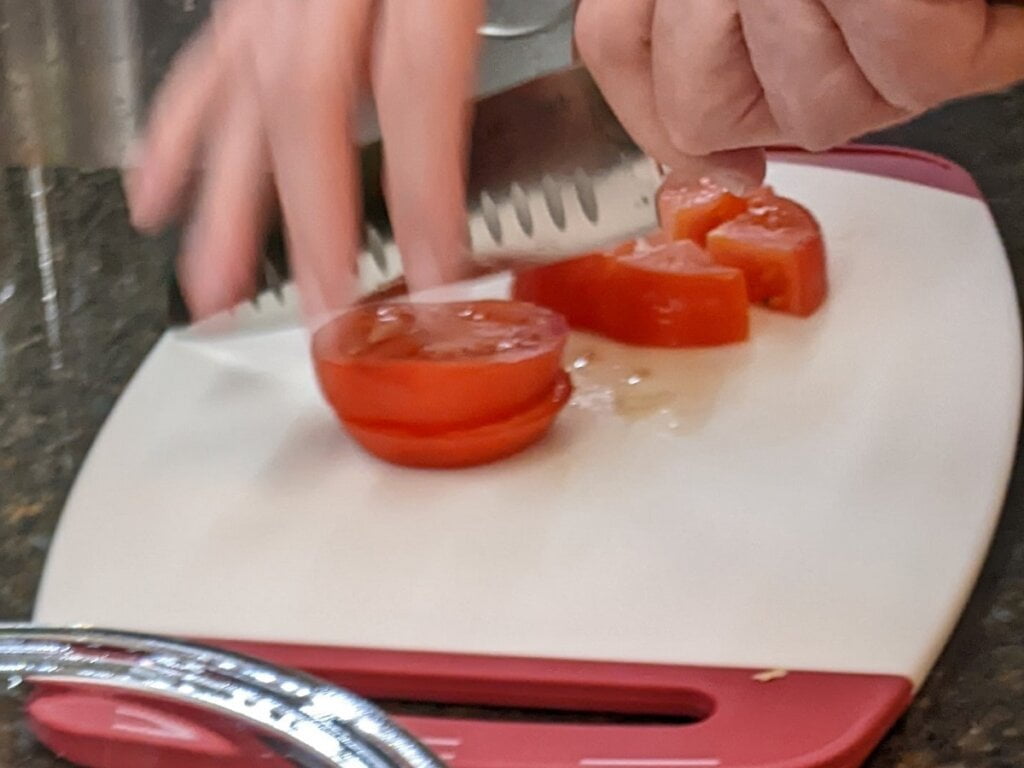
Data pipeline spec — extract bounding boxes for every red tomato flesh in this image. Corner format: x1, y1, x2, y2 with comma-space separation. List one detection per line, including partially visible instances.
312, 300, 572, 468
611, 240, 750, 346
705, 189, 828, 316
511, 254, 610, 332
658, 178, 748, 246
513, 240, 749, 347
313, 300, 569, 429
343, 372, 572, 468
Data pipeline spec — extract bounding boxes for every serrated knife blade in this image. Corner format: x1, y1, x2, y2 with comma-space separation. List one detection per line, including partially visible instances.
359, 65, 663, 288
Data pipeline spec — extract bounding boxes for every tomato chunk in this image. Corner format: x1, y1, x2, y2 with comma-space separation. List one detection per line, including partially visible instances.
514, 240, 749, 347
611, 240, 750, 346
312, 301, 572, 468
658, 178, 748, 246
706, 189, 827, 316
510, 254, 610, 333
342, 372, 572, 468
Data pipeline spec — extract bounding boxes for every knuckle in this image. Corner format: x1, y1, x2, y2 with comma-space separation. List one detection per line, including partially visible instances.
766, 93, 844, 152
864, 45, 958, 112
657, 94, 733, 155
881, 76, 947, 113
783, 119, 842, 153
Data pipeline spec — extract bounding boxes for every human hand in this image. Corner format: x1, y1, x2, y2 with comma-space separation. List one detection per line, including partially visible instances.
126, 0, 483, 323
576, 0, 1024, 187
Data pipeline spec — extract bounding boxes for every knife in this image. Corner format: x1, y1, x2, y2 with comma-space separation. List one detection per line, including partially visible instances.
169, 65, 663, 325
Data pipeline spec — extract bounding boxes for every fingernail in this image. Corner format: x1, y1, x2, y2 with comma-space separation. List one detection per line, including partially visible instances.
706, 170, 758, 196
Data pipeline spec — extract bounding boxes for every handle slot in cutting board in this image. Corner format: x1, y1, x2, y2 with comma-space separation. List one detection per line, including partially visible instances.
380, 701, 704, 726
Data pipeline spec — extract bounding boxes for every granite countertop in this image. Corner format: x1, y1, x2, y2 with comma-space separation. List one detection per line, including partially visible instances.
1, 87, 1024, 766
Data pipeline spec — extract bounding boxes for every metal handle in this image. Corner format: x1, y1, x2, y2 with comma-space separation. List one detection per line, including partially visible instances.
0, 625, 445, 768
478, 1, 575, 39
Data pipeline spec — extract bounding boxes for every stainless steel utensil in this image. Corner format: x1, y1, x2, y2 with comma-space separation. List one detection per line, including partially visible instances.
0, 625, 442, 768
0, 0, 576, 168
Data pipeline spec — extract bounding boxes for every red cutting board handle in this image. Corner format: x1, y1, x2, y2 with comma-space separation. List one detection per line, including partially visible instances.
222, 641, 914, 768
28, 641, 912, 768
27, 145, 978, 768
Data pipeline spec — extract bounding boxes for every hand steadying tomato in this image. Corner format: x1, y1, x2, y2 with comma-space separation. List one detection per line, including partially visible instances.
313, 301, 571, 468
513, 239, 749, 348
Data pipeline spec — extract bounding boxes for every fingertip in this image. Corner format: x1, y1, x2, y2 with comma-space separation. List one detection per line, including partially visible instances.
121, 141, 153, 230
122, 137, 179, 233
177, 225, 257, 320
401, 241, 466, 294
662, 149, 767, 195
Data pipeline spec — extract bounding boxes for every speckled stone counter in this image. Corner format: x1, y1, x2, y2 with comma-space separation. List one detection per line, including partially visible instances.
1, 87, 1023, 766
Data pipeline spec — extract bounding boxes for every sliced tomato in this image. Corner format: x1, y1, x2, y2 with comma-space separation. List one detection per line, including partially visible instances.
513, 240, 749, 347
706, 189, 828, 316
342, 372, 572, 468
658, 178, 748, 245
313, 301, 569, 429
511, 254, 610, 331
610, 240, 750, 346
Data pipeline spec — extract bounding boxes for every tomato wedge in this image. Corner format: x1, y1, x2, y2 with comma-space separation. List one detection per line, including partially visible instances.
312, 300, 572, 468
611, 240, 750, 346
342, 372, 572, 468
658, 178, 748, 246
706, 189, 828, 316
511, 254, 610, 332
513, 240, 749, 347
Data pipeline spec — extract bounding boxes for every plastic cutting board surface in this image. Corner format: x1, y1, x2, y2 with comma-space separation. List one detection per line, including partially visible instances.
32, 151, 1023, 768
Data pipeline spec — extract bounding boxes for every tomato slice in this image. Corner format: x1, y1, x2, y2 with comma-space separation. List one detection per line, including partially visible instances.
658, 178, 748, 246
341, 372, 572, 468
511, 254, 610, 332
706, 189, 828, 316
313, 301, 569, 430
610, 240, 750, 346
513, 240, 749, 347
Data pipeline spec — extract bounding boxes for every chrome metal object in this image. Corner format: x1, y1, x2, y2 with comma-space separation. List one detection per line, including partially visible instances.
0, 0, 576, 168
0, 624, 445, 768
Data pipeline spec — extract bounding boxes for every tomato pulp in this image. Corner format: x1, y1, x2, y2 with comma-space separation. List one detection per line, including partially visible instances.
705, 189, 828, 316
658, 178, 748, 246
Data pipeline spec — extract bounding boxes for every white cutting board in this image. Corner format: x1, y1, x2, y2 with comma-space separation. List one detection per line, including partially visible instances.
35, 160, 1021, 691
